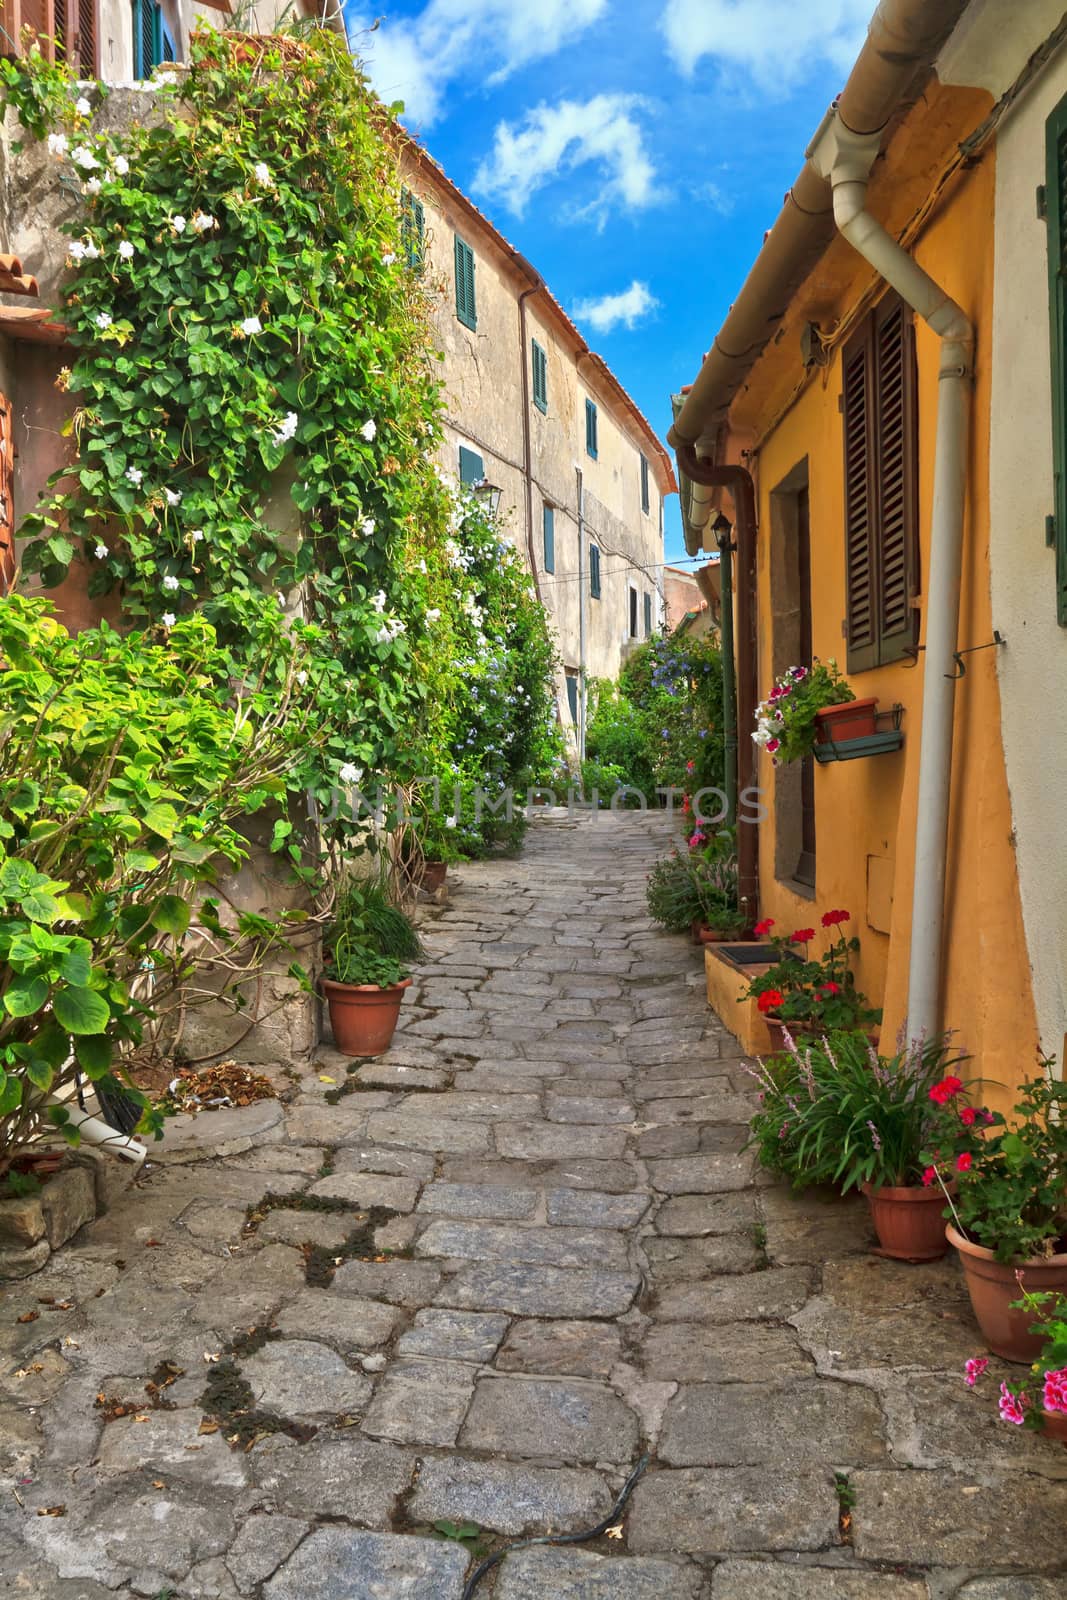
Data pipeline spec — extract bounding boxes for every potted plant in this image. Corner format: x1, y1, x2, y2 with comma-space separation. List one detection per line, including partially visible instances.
744, 910, 881, 1045
321, 873, 422, 1056
923, 1068, 1067, 1362
963, 1286, 1067, 1445
753, 659, 871, 764
744, 1030, 971, 1259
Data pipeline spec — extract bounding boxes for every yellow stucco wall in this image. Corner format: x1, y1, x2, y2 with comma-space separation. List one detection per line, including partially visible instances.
746, 130, 1040, 1109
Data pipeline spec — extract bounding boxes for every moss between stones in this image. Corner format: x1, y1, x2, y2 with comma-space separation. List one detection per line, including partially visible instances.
244, 1190, 406, 1287
200, 1354, 315, 1451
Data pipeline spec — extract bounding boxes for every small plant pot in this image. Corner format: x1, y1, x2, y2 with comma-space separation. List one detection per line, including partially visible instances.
814, 698, 878, 745
947, 1225, 1067, 1363
761, 1015, 817, 1052
1040, 1410, 1067, 1448
691, 920, 726, 945
421, 861, 447, 893
323, 977, 411, 1057
862, 1182, 954, 1262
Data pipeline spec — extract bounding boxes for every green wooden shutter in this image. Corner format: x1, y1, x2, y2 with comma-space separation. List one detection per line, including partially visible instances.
842, 317, 878, 673
589, 543, 601, 598
542, 505, 555, 573
585, 398, 598, 458
565, 675, 578, 722
132, 0, 153, 77
454, 236, 476, 330
643, 591, 652, 636
640, 453, 650, 513
401, 188, 425, 272
1047, 91, 1067, 626
532, 340, 548, 413
458, 445, 484, 485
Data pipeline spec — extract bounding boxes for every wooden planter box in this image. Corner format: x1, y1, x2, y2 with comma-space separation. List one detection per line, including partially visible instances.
704, 941, 781, 1056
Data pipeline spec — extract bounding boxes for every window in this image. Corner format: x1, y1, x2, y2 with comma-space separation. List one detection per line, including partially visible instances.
532, 340, 548, 413
565, 672, 579, 723
400, 188, 425, 272
542, 505, 555, 573
2, 0, 98, 70
643, 591, 652, 637
454, 235, 476, 331
132, 0, 175, 79
1046, 90, 1067, 625
458, 445, 483, 485
770, 462, 816, 892
842, 291, 919, 671
640, 453, 650, 514
0, 394, 13, 597
628, 585, 638, 638
589, 542, 601, 599
585, 398, 598, 459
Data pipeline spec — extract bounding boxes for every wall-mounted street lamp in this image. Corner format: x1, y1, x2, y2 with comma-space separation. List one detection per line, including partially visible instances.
475, 479, 503, 517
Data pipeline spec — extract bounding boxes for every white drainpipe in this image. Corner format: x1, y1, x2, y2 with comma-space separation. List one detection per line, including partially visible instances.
46, 1094, 148, 1167
808, 108, 974, 1042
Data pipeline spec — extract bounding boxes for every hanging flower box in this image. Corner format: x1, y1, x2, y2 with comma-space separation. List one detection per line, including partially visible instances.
814, 698, 878, 744
813, 702, 904, 764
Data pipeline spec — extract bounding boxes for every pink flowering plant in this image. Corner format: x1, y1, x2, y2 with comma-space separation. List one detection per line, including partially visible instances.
744, 909, 880, 1033
965, 1286, 1067, 1434
752, 659, 854, 764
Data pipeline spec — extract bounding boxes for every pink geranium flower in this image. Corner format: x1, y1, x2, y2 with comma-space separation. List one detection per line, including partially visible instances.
998, 1382, 1029, 1425
1042, 1368, 1067, 1414
964, 1357, 989, 1388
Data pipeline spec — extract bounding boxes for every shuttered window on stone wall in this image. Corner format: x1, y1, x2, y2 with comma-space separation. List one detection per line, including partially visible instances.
542, 505, 555, 573
454, 235, 477, 331
585, 398, 598, 459
589, 542, 601, 599
132, 0, 172, 78
643, 591, 652, 637
1046, 91, 1067, 626
2, 0, 95, 68
458, 445, 483, 485
640, 453, 650, 514
401, 189, 425, 273
532, 340, 548, 413
842, 291, 919, 673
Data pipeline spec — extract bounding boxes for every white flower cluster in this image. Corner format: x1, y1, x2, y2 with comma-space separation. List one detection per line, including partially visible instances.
375, 616, 406, 644
360, 419, 377, 442
192, 211, 216, 234
240, 316, 262, 337
68, 239, 100, 262
270, 411, 298, 447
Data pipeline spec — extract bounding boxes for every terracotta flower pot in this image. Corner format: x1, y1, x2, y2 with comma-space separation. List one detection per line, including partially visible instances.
814, 698, 878, 745
1040, 1409, 1067, 1447
420, 861, 447, 893
947, 1225, 1067, 1363
762, 1015, 816, 1052
862, 1182, 954, 1262
691, 920, 727, 945
323, 977, 411, 1057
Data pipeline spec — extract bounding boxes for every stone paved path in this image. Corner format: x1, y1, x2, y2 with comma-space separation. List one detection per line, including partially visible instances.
2, 812, 1066, 1599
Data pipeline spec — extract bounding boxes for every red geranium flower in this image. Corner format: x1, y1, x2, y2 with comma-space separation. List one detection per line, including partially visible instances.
757, 990, 783, 1015
956, 1151, 973, 1173
753, 918, 774, 938
921, 1165, 937, 1188
821, 909, 851, 927
790, 928, 815, 944
929, 1075, 964, 1105
959, 1106, 977, 1126
819, 982, 840, 997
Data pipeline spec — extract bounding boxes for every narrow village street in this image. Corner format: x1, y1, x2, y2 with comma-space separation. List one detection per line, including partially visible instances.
1, 812, 1064, 1599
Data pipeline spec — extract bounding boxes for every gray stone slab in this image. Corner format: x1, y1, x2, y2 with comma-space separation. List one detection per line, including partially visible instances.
251, 1432, 414, 1521
307, 1173, 421, 1212
710, 1562, 930, 1599
496, 1122, 629, 1159
627, 1467, 838, 1554
241, 1339, 373, 1420
156, 1096, 285, 1161
954, 1583, 1065, 1600
257, 1208, 354, 1249
366, 1110, 491, 1153
226, 1514, 310, 1593
273, 1289, 403, 1351
416, 1219, 630, 1271
495, 1547, 704, 1598
496, 1319, 622, 1379
643, 1321, 815, 1383
439, 1262, 639, 1318
642, 1094, 756, 1125
332, 1259, 443, 1307
546, 1189, 649, 1229
461, 1375, 640, 1463
660, 1379, 887, 1467
397, 1309, 509, 1363
409, 1456, 610, 1536
646, 1152, 754, 1193
353, 1061, 450, 1090
263, 1527, 468, 1600
361, 1357, 477, 1446
95, 1410, 248, 1487
644, 1233, 763, 1280
417, 1182, 539, 1219
545, 1095, 635, 1125
852, 1469, 1066, 1568
284, 1104, 372, 1146
653, 1193, 757, 1236
412, 1091, 542, 1119
330, 1145, 437, 1179
653, 1266, 812, 1322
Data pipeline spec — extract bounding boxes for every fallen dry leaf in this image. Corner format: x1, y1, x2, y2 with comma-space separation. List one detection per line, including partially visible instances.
318, 1074, 336, 1083
16, 1311, 39, 1325
197, 1420, 219, 1435
605, 1524, 624, 1540
37, 1507, 66, 1518
134, 1414, 150, 1423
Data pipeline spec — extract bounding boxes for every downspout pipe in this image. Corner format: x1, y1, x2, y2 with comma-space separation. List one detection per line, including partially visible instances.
576, 466, 588, 763
808, 110, 974, 1043
714, 516, 737, 828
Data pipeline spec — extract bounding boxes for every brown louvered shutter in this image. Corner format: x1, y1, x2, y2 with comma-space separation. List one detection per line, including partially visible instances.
72, 0, 98, 73
842, 317, 878, 672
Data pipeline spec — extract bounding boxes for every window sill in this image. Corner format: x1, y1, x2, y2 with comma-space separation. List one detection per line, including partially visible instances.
778, 876, 816, 902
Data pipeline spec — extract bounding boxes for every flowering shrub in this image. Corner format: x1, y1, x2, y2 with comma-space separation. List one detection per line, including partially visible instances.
645, 833, 742, 935
744, 909, 880, 1033
753, 659, 853, 764
966, 1287, 1067, 1433
585, 633, 725, 799
744, 1029, 973, 1192
922, 1067, 1067, 1262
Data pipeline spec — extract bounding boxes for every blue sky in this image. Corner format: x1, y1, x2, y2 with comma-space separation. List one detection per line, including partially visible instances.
344, 0, 873, 562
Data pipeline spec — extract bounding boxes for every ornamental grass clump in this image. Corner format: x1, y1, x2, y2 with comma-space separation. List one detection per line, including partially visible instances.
646, 832, 743, 935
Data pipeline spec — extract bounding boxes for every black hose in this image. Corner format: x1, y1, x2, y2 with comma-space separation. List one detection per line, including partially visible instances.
460, 1452, 650, 1599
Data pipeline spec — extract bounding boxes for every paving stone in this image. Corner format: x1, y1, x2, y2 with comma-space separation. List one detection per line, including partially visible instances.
257, 1208, 354, 1249
251, 1432, 414, 1520
190, 1244, 307, 1331
791, 1295, 981, 1375
24, 1480, 240, 1589
496, 1319, 622, 1379
709, 1562, 930, 1598
95, 1410, 249, 1487
636, 1125, 701, 1157
418, 1090, 542, 1119
495, 1547, 704, 1597
332, 1259, 443, 1307
642, 1094, 756, 1125
273, 1288, 403, 1350
417, 1219, 630, 1271
226, 1515, 310, 1594
851, 1470, 1065, 1568
496, 1122, 629, 1159
643, 1321, 815, 1383
397, 1308, 509, 1362
627, 1467, 838, 1553
353, 1062, 450, 1089
366, 1110, 491, 1153
653, 1266, 812, 1321
417, 1181, 539, 1219
653, 1192, 757, 1235
156, 1096, 286, 1161
330, 1145, 437, 1179
660, 1379, 887, 1467
283, 1104, 372, 1146
901, 1373, 1067, 1477
263, 1527, 468, 1600
645, 1152, 754, 1193
40, 1167, 97, 1248
545, 1095, 635, 1125
361, 1357, 477, 1446
439, 1263, 639, 1318
953, 1582, 1064, 1599
644, 1233, 762, 1279
241, 1339, 372, 1419
306, 1173, 421, 1211
460, 1375, 640, 1463
409, 1456, 610, 1536
546, 1189, 649, 1229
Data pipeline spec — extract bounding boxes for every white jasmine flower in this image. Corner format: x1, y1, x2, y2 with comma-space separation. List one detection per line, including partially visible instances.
96, 312, 112, 329
125, 465, 143, 485
426, 608, 441, 623
84, 177, 102, 195
360, 516, 375, 536
191, 528, 204, 543
68, 241, 86, 261
339, 762, 361, 784
83, 241, 99, 259
162, 574, 180, 592
94, 542, 108, 559
191, 211, 216, 233
71, 145, 99, 171
253, 162, 273, 186
372, 590, 387, 613
418, 559, 427, 574
296, 669, 308, 686
170, 215, 187, 234
360, 419, 376, 442
162, 611, 176, 627
382, 252, 397, 266
164, 488, 181, 506
113, 154, 129, 176
270, 411, 298, 446
240, 315, 262, 336
75, 96, 92, 116
118, 240, 134, 260
47, 133, 69, 156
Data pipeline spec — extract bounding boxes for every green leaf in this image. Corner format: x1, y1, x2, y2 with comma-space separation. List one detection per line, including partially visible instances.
3, 976, 49, 1018
142, 802, 179, 840
151, 895, 191, 937
21, 889, 62, 924
75, 1034, 114, 1079
6, 779, 40, 816
52, 985, 111, 1035
59, 944, 92, 986
0, 1072, 22, 1116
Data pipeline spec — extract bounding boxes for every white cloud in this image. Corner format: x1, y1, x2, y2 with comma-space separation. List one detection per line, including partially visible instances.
348, 0, 607, 127
473, 95, 656, 219
572, 280, 660, 334
661, 0, 871, 90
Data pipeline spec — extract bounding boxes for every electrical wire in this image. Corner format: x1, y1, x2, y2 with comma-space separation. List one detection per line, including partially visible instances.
539, 551, 717, 588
